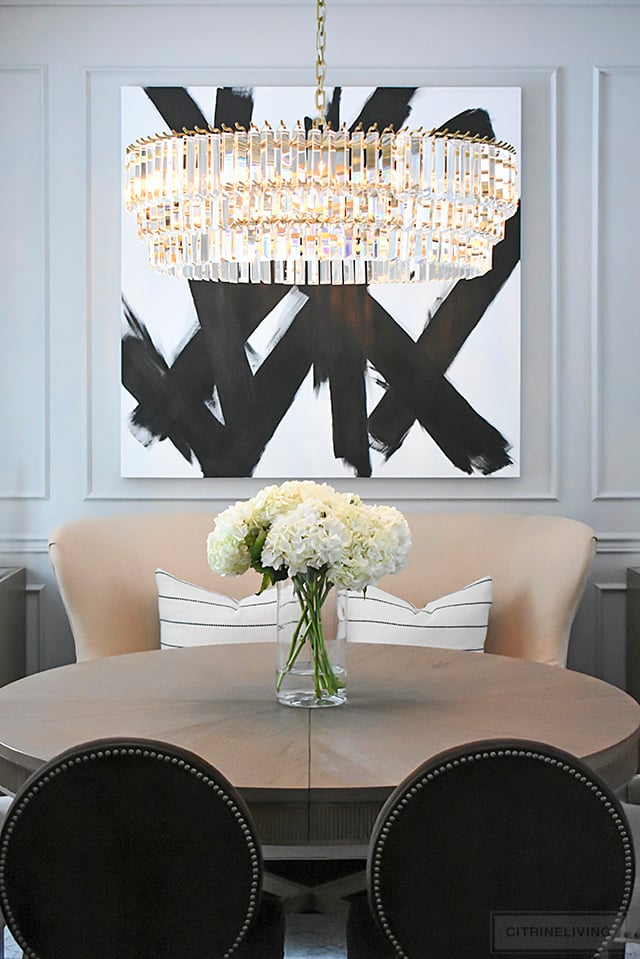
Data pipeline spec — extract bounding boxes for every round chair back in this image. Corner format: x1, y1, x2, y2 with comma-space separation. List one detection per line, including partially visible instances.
363, 739, 634, 959
0, 738, 267, 959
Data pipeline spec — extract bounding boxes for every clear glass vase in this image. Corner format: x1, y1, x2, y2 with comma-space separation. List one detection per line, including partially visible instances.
275, 573, 347, 708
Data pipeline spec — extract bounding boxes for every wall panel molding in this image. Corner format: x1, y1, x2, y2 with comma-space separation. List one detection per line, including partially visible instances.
591, 66, 640, 501
593, 581, 627, 687
596, 534, 640, 555
0, 67, 49, 500
2, 528, 636, 558
25, 583, 46, 674
0, 536, 49, 555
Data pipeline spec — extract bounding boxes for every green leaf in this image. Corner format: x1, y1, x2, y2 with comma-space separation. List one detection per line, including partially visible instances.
246, 527, 267, 563
255, 564, 289, 594
259, 571, 273, 594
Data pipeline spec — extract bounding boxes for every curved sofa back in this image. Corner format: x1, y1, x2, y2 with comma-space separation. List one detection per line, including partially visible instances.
48, 512, 596, 667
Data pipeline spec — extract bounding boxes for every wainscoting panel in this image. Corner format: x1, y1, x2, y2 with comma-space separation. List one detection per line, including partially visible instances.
0, 540, 75, 674
568, 536, 640, 692
593, 582, 627, 690
0, 67, 48, 500
25, 583, 46, 675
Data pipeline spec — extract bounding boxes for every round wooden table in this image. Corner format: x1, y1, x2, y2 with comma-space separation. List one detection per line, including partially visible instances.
0, 643, 638, 851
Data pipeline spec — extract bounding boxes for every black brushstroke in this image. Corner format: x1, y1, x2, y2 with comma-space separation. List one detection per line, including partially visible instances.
123, 296, 316, 476
122, 298, 225, 466
144, 85, 255, 136
349, 87, 416, 132
191, 283, 257, 439
434, 107, 495, 138
368, 207, 521, 460
187, 282, 311, 473
307, 287, 371, 477
143, 87, 209, 132
358, 290, 513, 475
213, 87, 254, 130
195, 303, 314, 476
325, 87, 342, 129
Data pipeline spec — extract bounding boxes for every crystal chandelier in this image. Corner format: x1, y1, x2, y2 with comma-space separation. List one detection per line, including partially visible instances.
124, 1, 519, 285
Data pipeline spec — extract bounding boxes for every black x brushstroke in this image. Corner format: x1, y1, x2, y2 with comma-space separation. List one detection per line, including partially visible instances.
122, 86, 519, 477
368, 207, 521, 463
124, 290, 320, 476
338, 285, 514, 475
144, 85, 254, 132
308, 288, 372, 477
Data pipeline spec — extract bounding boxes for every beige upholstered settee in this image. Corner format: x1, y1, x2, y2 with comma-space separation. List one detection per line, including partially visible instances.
48, 512, 596, 669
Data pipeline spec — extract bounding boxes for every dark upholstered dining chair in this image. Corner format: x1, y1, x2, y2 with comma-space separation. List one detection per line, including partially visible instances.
0, 738, 285, 959
346, 739, 634, 959
0, 794, 11, 959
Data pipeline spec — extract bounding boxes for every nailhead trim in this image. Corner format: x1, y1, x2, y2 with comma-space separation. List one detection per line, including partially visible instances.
370, 747, 635, 959
0, 744, 261, 959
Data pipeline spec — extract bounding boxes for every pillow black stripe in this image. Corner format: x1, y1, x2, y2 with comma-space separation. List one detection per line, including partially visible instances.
158, 593, 275, 610
279, 599, 301, 611
349, 597, 490, 613
277, 617, 304, 630
349, 577, 491, 601
417, 600, 491, 614
455, 577, 491, 590
160, 618, 277, 628
348, 619, 488, 630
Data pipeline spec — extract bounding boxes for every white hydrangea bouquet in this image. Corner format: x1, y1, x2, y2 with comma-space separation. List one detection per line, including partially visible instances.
207, 480, 411, 706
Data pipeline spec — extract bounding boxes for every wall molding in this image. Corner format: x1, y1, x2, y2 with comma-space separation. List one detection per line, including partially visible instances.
0, 65, 50, 501
0, 530, 637, 556
596, 534, 640, 556
83, 487, 562, 504
547, 66, 560, 503
0, 536, 49, 555
591, 66, 604, 500
593, 580, 627, 684
25, 583, 46, 674
591, 66, 640, 501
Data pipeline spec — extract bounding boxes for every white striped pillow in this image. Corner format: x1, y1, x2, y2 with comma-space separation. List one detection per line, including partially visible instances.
155, 570, 276, 649
347, 577, 492, 651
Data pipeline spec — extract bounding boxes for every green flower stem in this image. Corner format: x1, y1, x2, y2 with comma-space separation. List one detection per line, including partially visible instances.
276, 614, 311, 687
276, 569, 344, 700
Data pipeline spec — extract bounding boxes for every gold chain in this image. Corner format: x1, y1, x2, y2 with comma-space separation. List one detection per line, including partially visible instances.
315, 0, 327, 122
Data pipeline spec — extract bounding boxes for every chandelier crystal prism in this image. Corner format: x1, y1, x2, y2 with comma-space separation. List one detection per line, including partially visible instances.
124, 3, 519, 285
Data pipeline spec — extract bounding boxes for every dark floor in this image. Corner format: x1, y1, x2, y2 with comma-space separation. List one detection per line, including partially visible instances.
4, 914, 347, 959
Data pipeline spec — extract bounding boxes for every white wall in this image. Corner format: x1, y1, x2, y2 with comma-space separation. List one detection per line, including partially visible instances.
0, 0, 638, 684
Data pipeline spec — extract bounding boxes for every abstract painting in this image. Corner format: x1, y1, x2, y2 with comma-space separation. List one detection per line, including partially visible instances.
121, 85, 521, 479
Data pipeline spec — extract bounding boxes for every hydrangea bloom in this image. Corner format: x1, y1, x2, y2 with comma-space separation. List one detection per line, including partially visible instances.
261, 498, 352, 577
207, 480, 410, 592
